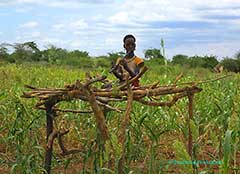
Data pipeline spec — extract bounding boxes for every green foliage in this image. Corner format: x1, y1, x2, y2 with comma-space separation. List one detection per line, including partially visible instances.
221, 130, 232, 174
107, 51, 125, 63
41, 45, 68, 63
0, 46, 9, 61
173, 140, 193, 173
171, 55, 219, 70
172, 54, 189, 65
0, 46, 240, 173
234, 50, 240, 59
144, 48, 165, 61
221, 57, 240, 73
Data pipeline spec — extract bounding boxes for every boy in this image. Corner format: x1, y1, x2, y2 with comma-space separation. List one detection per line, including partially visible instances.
111, 34, 144, 87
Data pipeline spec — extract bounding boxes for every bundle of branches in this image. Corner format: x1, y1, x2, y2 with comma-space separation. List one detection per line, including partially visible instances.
23, 67, 232, 174
22, 66, 202, 112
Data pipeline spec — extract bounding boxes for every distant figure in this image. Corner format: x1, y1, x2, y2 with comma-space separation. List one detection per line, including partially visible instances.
214, 64, 224, 73
110, 34, 144, 87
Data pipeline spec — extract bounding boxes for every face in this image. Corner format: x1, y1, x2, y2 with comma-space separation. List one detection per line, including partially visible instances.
124, 38, 136, 53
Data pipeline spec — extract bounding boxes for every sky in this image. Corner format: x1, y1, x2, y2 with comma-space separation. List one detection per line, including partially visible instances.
0, 0, 240, 59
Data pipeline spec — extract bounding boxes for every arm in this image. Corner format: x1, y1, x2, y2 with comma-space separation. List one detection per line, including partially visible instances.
110, 60, 124, 81
121, 59, 136, 78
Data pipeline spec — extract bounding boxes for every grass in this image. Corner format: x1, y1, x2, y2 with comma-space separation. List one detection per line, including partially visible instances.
0, 62, 239, 173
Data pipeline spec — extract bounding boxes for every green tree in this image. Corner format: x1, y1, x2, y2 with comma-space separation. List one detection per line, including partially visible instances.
235, 50, 240, 59
188, 56, 205, 68
69, 50, 89, 58
107, 51, 125, 62
221, 57, 240, 73
0, 46, 9, 60
8, 41, 41, 62
172, 54, 189, 65
41, 45, 68, 63
202, 55, 219, 69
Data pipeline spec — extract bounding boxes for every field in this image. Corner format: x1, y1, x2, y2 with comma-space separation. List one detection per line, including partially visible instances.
0, 62, 239, 174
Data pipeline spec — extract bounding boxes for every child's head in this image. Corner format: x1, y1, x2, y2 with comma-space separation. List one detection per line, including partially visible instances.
123, 34, 136, 53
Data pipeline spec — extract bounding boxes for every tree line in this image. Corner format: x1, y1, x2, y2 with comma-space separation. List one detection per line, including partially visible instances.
0, 41, 239, 72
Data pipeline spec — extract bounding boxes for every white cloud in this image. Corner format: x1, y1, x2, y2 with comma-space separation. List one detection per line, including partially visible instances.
15, 7, 33, 13
92, 14, 104, 21
20, 21, 39, 28
30, 31, 41, 38
41, 37, 62, 45
109, 0, 240, 24
52, 24, 66, 32
51, 19, 88, 35
70, 19, 88, 30
0, 0, 113, 8
108, 12, 129, 25
70, 40, 84, 48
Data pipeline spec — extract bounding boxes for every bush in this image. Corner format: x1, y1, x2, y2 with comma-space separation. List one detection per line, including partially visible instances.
172, 55, 219, 69
94, 58, 111, 68
221, 58, 240, 73
172, 54, 189, 65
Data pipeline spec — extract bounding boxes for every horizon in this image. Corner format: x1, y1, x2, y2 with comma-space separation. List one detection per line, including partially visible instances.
1, 0, 240, 59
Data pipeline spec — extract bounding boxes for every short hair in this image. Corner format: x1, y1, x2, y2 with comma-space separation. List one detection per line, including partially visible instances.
123, 34, 136, 43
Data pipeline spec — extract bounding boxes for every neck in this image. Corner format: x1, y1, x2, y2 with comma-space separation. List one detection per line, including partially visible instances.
126, 51, 135, 58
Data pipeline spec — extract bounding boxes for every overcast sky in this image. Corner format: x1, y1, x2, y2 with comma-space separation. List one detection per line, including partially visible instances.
0, 0, 240, 59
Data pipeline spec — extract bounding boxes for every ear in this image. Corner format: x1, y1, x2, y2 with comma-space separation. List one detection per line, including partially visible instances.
123, 44, 126, 49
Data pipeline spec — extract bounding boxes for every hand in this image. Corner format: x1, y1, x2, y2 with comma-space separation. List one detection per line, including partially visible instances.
120, 59, 128, 68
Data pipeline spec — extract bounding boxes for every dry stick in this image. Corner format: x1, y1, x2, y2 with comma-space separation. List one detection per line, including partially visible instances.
156, 74, 232, 88
46, 130, 58, 149
96, 96, 125, 102
135, 88, 201, 107
94, 85, 201, 98
173, 72, 184, 85
96, 101, 123, 113
44, 102, 56, 174
84, 76, 107, 87
23, 74, 229, 99
118, 80, 133, 174
57, 131, 83, 156
46, 130, 69, 149
24, 84, 68, 91
136, 92, 188, 107
79, 82, 109, 142
37, 106, 93, 114
46, 129, 82, 156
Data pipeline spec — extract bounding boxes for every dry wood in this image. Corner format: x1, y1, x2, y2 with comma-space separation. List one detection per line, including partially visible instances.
78, 81, 109, 142
118, 81, 133, 174
23, 71, 231, 174
37, 106, 93, 114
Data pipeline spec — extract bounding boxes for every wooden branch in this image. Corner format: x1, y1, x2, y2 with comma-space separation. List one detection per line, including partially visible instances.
156, 74, 232, 87
46, 130, 69, 149
96, 96, 125, 102
24, 84, 68, 91
173, 72, 184, 85
118, 66, 148, 90
136, 92, 188, 107
94, 85, 202, 98
57, 131, 82, 156
44, 102, 56, 174
37, 106, 93, 114
118, 80, 133, 174
45, 129, 83, 156
96, 101, 123, 113
84, 76, 107, 87
78, 82, 109, 142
